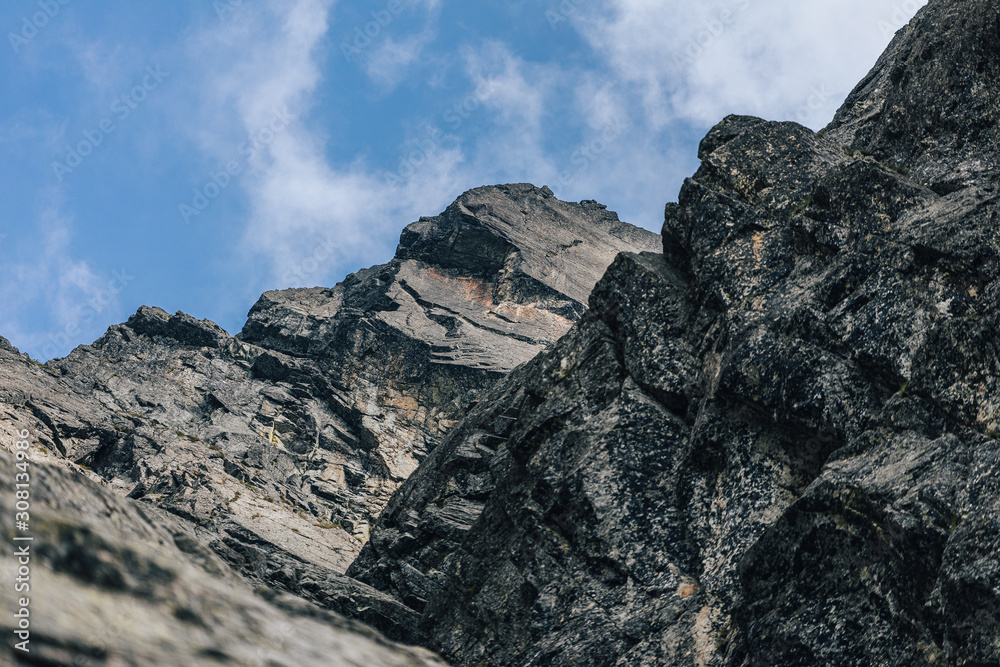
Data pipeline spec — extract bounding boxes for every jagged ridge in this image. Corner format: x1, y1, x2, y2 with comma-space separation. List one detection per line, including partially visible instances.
348, 1, 1000, 664
0, 184, 657, 663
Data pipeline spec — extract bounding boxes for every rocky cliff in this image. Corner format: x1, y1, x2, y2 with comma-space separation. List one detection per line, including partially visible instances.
4, 0, 999, 663
349, 1, 1000, 664
0, 184, 657, 662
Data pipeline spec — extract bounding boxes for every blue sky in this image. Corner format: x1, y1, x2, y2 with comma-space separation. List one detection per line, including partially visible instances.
0, 0, 925, 361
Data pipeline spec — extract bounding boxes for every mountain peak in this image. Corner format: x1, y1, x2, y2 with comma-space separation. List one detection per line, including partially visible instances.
396, 183, 656, 305
243, 184, 659, 370
0, 182, 660, 662
122, 305, 231, 349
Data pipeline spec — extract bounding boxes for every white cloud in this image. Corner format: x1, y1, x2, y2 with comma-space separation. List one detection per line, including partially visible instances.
463, 41, 552, 131
183, 0, 467, 291
360, 1, 442, 90
574, 0, 928, 130
0, 201, 126, 359
2, 0, 934, 358
572, 74, 628, 133
446, 42, 567, 192
179, 0, 929, 296
364, 31, 435, 89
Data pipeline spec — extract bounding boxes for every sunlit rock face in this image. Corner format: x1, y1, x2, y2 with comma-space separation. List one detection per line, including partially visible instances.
0, 183, 657, 659
239, 183, 660, 486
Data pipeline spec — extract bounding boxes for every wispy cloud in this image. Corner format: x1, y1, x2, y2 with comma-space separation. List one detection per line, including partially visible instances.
178, 0, 928, 291
463, 41, 550, 131
364, 31, 434, 89
361, 1, 441, 90
0, 0, 930, 359
574, 0, 928, 130
0, 200, 128, 359
182, 0, 463, 289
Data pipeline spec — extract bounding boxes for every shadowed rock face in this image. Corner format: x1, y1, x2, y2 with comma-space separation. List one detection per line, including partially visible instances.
825, 0, 1000, 186
5, 0, 999, 663
349, 1, 1000, 664
0, 184, 657, 661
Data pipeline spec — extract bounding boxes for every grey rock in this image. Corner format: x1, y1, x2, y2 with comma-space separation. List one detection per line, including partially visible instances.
0, 335, 18, 354
7, 0, 999, 662
824, 0, 1000, 185
239, 183, 658, 481
350, 1, 1000, 664
0, 184, 656, 659
0, 450, 446, 666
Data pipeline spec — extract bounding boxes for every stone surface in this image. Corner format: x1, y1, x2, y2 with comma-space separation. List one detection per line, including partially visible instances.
239, 183, 658, 484
825, 0, 1000, 186
5, 0, 1000, 663
0, 184, 656, 659
350, 1, 1000, 664
0, 450, 446, 666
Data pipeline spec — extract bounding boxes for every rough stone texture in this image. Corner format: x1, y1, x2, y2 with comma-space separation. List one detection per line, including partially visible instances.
824, 0, 1000, 187
239, 184, 658, 485
5, 0, 1000, 663
0, 450, 446, 667
0, 184, 656, 657
0, 306, 424, 643
351, 1, 1000, 664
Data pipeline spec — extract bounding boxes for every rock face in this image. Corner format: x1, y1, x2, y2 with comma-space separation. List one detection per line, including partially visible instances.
0, 450, 446, 667
824, 0, 1000, 187
5, 0, 1000, 663
350, 1, 1000, 664
0, 184, 657, 660
238, 183, 659, 486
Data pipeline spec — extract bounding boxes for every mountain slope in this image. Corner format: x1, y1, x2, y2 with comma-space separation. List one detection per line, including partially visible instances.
238, 183, 659, 483
0, 449, 446, 666
348, 1, 1000, 664
824, 0, 1000, 186
0, 184, 658, 659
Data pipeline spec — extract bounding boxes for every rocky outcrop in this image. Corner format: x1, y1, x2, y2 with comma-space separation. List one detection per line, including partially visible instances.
0, 450, 446, 666
348, 251, 708, 663
0, 306, 426, 640
349, 1, 1000, 664
824, 0, 1000, 187
0, 184, 656, 656
5, 0, 999, 663
238, 183, 658, 485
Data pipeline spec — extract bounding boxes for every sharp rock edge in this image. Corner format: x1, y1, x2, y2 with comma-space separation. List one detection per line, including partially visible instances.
0, 184, 658, 664
351, 1, 1000, 665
